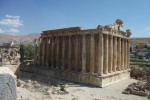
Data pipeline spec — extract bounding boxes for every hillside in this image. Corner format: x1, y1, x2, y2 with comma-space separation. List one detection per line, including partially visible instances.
130, 38, 150, 44
0, 33, 40, 43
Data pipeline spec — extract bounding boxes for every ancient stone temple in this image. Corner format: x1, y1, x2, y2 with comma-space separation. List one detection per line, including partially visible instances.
36, 19, 132, 87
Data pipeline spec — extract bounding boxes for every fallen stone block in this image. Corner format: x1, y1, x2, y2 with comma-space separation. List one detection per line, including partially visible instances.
0, 67, 17, 100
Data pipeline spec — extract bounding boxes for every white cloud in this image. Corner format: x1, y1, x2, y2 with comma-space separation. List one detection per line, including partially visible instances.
0, 15, 23, 27
5, 15, 20, 19
0, 28, 4, 33
7, 28, 19, 33
0, 28, 20, 34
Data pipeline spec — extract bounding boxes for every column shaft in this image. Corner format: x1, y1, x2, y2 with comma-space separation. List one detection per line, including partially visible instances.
82, 34, 86, 72
68, 35, 71, 70
51, 37, 54, 68
38, 42, 41, 65
124, 39, 127, 69
97, 33, 103, 75
42, 40, 45, 67
113, 36, 117, 72
108, 35, 113, 73
121, 39, 124, 70
104, 34, 108, 74
46, 38, 50, 67
127, 40, 130, 69
90, 34, 95, 73
56, 36, 59, 69
62, 37, 65, 70
117, 38, 121, 71
75, 35, 79, 71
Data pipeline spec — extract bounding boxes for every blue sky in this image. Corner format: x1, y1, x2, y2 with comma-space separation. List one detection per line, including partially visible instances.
0, 0, 150, 37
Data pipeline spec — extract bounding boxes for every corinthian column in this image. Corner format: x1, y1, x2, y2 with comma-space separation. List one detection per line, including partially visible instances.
124, 39, 127, 70
45, 38, 49, 67
117, 37, 121, 71
56, 36, 59, 69
51, 37, 54, 69
42, 40, 46, 67
121, 39, 124, 70
108, 35, 113, 73
104, 34, 108, 74
82, 33, 86, 72
127, 39, 130, 69
62, 36, 65, 70
68, 35, 71, 70
97, 33, 103, 75
113, 36, 117, 72
75, 35, 79, 71
90, 33, 95, 74
38, 39, 41, 66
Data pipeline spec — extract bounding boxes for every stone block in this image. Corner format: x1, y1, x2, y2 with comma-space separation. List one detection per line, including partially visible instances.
147, 76, 150, 88
0, 67, 16, 100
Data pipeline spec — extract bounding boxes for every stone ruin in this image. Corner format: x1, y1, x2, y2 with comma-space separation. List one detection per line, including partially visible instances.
35, 19, 132, 87
0, 42, 20, 66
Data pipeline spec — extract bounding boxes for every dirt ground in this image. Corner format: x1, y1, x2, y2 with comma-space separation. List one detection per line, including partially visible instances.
16, 72, 148, 100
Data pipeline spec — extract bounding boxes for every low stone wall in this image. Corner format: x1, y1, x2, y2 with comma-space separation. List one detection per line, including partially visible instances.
0, 67, 16, 100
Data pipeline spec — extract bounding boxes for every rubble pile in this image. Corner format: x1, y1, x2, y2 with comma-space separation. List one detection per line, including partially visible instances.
130, 65, 146, 80
17, 79, 69, 96
122, 81, 150, 97
17, 79, 50, 95
52, 84, 69, 95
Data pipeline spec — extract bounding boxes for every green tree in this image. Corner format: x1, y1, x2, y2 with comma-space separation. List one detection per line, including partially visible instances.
138, 55, 144, 59
20, 44, 25, 62
20, 44, 35, 62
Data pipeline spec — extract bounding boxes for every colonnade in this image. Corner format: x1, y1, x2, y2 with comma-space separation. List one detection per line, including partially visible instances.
37, 30, 129, 76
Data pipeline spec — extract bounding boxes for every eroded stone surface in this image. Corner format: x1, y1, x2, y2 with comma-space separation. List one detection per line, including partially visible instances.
0, 67, 16, 100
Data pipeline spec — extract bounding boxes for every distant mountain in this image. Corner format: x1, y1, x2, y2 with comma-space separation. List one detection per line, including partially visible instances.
0, 33, 40, 43
130, 38, 150, 44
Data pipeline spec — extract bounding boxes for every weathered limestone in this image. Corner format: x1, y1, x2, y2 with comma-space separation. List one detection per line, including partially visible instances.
36, 20, 132, 87
75, 35, 79, 71
127, 40, 130, 69
97, 33, 103, 75
0, 67, 16, 100
68, 35, 71, 70
113, 36, 117, 72
82, 33, 86, 72
42, 40, 45, 67
103, 34, 108, 74
51, 37, 54, 69
46, 38, 50, 67
90, 33, 95, 74
121, 38, 124, 70
108, 35, 113, 73
124, 39, 128, 70
56, 37, 59, 69
0, 42, 20, 66
117, 37, 121, 71
62, 37, 65, 70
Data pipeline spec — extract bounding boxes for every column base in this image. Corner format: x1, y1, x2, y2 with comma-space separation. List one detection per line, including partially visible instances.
21, 66, 130, 87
